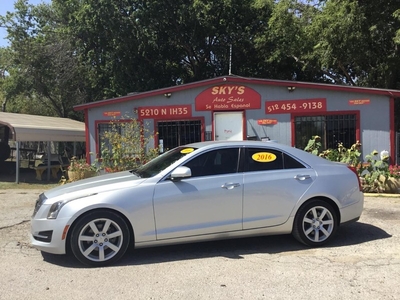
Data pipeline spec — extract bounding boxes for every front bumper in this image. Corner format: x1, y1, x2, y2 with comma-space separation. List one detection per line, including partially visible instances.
30, 217, 69, 255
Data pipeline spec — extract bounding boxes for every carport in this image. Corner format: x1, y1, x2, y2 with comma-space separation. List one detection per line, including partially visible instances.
0, 112, 85, 183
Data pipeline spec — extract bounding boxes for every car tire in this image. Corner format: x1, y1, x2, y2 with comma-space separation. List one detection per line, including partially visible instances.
292, 199, 338, 247
70, 210, 130, 267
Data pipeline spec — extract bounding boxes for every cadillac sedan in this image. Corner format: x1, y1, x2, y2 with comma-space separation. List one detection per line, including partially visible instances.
31, 141, 363, 267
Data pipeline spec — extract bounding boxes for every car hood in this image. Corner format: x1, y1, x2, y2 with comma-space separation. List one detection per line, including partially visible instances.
43, 171, 146, 200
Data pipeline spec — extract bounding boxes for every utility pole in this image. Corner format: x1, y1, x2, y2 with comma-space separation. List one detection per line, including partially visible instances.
228, 44, 232, 75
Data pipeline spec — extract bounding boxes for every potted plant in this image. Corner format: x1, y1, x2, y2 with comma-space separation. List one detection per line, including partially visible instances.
67, 157, 97, 181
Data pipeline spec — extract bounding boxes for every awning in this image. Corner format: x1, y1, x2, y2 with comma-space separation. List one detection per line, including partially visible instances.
0, 112, 86, 183
0, 112, 85, 142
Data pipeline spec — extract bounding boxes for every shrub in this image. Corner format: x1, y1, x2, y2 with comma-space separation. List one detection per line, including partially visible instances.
359, 150, 389, 193
68, 156, 97, 173
304, 136, 393, 193
98, 116, 159, 173
319, 141, 362, 168
304, 135, 322, 155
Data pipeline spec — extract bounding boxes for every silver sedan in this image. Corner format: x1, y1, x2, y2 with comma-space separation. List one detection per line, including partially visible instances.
31, 141, 363, 267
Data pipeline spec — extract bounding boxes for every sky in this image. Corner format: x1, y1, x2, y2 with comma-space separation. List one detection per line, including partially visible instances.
0, 0, 51, 47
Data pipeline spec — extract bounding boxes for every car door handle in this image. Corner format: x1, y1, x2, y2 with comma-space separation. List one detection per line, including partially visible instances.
294, 174, 311, 181
221, 183, 241, 189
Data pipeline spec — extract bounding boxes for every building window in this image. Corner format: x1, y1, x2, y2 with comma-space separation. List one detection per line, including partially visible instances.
157, 120, 202, 151
97, 123, 125, 156
97, 122, 140, 157
294, 114, 357, 150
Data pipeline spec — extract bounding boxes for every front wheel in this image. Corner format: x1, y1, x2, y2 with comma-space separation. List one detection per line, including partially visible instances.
292, 199, 338, 246
70, 210, 130, 267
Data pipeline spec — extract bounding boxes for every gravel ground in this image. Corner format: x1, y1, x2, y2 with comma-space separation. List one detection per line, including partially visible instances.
0, 189, 399, 300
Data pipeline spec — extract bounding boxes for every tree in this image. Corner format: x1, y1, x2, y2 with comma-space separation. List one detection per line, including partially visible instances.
54, 0, 276, 98
261, 0, 400, 89
136, 0, 277, 81
2, 0, 400, 117
309, 0, 400, 89
254, 0, 328, 82
0, 0, 88, 118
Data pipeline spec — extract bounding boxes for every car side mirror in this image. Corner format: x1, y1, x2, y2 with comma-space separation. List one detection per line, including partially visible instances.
170, 166, 192, 181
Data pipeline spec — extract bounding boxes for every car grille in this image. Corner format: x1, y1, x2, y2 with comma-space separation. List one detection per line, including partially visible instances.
32, 193, 47, 218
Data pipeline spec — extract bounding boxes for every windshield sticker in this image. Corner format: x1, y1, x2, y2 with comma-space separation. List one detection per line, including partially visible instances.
180, 148, 194, 154
252, 152, 276, 162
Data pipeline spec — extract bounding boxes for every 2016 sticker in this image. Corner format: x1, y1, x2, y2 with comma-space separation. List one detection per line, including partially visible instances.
252, 152, 276, 162
181, 148, 194, 154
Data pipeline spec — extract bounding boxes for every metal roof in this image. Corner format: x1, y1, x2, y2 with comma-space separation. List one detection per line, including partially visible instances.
0, 112, 85, 142
74, 75, 400, 111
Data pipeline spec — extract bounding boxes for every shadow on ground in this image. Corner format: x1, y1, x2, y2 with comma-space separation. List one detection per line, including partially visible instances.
41, 221, 391, 268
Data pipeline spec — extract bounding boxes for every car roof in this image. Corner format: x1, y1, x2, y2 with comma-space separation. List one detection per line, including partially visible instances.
184, 140, 298, 153
184, 140, 277, 148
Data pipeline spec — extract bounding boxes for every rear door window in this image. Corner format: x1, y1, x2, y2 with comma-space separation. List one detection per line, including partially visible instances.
245, 148, 305, 172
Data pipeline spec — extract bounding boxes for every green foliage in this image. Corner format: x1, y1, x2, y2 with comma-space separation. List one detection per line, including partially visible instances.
255, 0, 400, 88
304, 136, 363, 168
66, 156, 98, 182
68, 156, 97, 173
98, 116, 159, 173
255, 0, 323, 82
319, 141, 362, 167
307, 0, 400, 88
360, 151, 390, 193
304, 135, 322, 155
1, 0, 400, 117
304, 135, 395, 193
0, 0, 88, 118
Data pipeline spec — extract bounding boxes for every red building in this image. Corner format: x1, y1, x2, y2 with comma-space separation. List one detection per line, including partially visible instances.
74, 76, 400, 163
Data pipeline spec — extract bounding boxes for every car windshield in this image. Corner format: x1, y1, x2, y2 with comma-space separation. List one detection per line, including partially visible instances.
133, 146, 198, 178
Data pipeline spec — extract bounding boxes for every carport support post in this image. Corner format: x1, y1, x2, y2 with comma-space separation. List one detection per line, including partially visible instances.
46, 142, 51, 181
15, 141, 20, 184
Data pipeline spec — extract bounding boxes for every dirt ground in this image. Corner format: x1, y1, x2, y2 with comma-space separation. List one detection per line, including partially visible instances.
0, 190, 399, 300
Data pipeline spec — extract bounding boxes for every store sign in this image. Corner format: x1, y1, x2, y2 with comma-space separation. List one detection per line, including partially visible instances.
265, 98, 327, 114
137, 105, 192, 120
349, 99, 370, 105
195, 85, 261, 111
257, 119, 277, 125
103, 111, 121, 117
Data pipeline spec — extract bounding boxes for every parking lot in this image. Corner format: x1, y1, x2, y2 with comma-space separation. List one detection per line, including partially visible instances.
0, 189, 399, 300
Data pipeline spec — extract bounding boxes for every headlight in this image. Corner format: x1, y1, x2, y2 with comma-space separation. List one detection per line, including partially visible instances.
47, 200, 68, 219
47, 193, 97, 219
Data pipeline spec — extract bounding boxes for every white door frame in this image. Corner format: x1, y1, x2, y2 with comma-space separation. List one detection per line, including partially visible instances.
213, 111, 244, 141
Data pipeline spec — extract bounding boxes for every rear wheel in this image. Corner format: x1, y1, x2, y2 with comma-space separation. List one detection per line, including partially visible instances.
292, 199, 338, 246
70, 210, 130, 267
